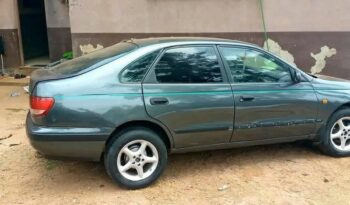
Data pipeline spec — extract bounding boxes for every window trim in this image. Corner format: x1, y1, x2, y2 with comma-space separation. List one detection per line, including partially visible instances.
217, 45, 301, 84
143, 45, 229, 84
119, 49, 162, 84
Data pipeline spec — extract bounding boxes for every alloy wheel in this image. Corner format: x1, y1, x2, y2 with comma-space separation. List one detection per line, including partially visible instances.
117, 140, 159, 181
330, 117, 350, 151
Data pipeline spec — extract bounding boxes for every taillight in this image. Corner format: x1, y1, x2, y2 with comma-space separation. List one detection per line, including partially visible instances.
30, 96, 55, 117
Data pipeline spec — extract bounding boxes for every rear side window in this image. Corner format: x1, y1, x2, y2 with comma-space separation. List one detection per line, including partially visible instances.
120, 50, 160, 83
49, 42, 136, 75
154, 47, 223, 83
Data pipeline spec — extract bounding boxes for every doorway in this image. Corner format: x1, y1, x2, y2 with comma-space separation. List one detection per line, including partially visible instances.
17, 0, 49, 67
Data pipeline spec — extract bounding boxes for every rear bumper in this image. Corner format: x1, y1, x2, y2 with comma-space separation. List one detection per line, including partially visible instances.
25, 113, 111, 161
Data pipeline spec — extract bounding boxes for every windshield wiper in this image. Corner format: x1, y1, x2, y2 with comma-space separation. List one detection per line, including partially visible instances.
306, 73, 318, 78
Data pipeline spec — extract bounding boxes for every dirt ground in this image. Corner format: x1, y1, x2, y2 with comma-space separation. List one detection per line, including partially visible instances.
1, 79, 350, 205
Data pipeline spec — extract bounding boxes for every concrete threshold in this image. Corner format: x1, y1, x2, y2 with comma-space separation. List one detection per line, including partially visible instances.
0, 77, 29, 86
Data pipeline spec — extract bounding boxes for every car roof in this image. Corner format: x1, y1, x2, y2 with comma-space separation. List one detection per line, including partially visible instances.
126, 37, 260, 48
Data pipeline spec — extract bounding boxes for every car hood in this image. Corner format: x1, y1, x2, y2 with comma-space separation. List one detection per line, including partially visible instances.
312, 74, 350, 90
315, 74, 350, 82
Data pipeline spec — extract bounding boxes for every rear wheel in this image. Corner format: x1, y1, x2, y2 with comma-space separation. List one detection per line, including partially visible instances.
318, 109, 350, 157
104, 127, 167, 189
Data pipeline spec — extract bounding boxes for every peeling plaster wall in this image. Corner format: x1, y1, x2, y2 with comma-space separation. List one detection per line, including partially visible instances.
264, 39, 338, 75
266, 32, 349, 78
310, 46, 337, 75
264, 39, 296, 66
79, 44, 103, 55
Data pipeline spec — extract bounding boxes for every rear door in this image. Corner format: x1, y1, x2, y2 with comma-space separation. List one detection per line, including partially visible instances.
142, 46, 235, 148
218, 46, 319, 142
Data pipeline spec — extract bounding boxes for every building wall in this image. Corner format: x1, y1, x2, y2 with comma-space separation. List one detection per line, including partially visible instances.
0, 0, 22, 69
69, 0, 350, 78
44, 0, 72, 62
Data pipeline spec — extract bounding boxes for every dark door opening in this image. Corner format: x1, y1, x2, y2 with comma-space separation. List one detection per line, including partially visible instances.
18, 0, 49, 67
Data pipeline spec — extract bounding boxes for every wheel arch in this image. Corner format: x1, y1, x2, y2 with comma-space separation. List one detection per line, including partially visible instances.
327, 102, 350, 124
334, 102, 350, 112
313, 102, 350, 156
104, 120, 174, 153
315, 102, 350, 141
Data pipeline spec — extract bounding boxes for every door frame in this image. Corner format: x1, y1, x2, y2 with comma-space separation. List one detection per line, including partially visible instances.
141, 44, 236, 148
216, 44, 318, 141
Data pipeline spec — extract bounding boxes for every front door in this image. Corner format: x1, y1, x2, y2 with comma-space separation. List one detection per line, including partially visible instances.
218, 46, 319, 142
143, 46, 234, 148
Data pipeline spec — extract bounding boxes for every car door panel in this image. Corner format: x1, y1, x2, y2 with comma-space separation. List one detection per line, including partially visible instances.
217, 46, 319, 142
143, 84, 234, 148
231, 82, 318, 141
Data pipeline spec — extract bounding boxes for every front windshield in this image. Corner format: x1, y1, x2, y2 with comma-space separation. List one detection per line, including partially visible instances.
49, 42, 137, 75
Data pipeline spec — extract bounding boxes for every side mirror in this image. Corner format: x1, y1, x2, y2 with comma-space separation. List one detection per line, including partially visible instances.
293, 71, 302, 83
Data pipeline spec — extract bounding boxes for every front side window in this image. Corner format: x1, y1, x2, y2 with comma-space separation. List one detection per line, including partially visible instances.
120, 50, 160, 83
154, 47, 223, 83
220, 47, 292, 83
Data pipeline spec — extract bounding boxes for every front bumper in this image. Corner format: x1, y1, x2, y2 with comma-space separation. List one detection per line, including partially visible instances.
25, 113, 111, 161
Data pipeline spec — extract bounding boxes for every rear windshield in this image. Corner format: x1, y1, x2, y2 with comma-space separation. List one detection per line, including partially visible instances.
49, 42, 137, 75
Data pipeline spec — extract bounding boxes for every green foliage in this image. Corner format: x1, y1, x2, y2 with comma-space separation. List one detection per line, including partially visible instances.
62, 51, 73, 60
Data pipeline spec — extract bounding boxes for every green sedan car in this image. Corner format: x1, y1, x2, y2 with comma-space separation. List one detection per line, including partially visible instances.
26, 37, 350, 189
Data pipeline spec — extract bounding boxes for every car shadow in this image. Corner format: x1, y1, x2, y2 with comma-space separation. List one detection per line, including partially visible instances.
164, 141, 323, 178
34, 141, 324, 191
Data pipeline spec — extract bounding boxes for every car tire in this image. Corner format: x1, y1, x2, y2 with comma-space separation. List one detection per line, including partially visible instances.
104, 127, 167, 189
317, 108, 350, 157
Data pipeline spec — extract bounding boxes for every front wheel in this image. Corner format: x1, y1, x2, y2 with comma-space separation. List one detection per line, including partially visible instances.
318, 109, 350, 157
104, 127, 167, 189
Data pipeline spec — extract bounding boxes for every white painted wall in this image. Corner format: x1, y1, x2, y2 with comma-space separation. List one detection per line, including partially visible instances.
0, 0, 19, 29
68, 0, 350, 33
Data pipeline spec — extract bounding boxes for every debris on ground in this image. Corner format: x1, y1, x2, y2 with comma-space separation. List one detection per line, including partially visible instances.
14, 74, 26, 79
0, 134, 12, 141
9, 92, 20, 97
35, 152, 44, 159
5, 108, 26, 112
45, 160, 58, 170
324, 178, 330, 183
9, 143, 21, 147
218, 184, 230, 191
23, 86, 29, 93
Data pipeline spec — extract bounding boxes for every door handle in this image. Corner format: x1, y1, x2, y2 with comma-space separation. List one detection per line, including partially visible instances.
239, 95, 255, 102
150, 97, 169, 105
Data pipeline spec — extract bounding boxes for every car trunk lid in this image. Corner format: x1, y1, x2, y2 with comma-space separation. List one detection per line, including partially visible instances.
29, 69, 66, 94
